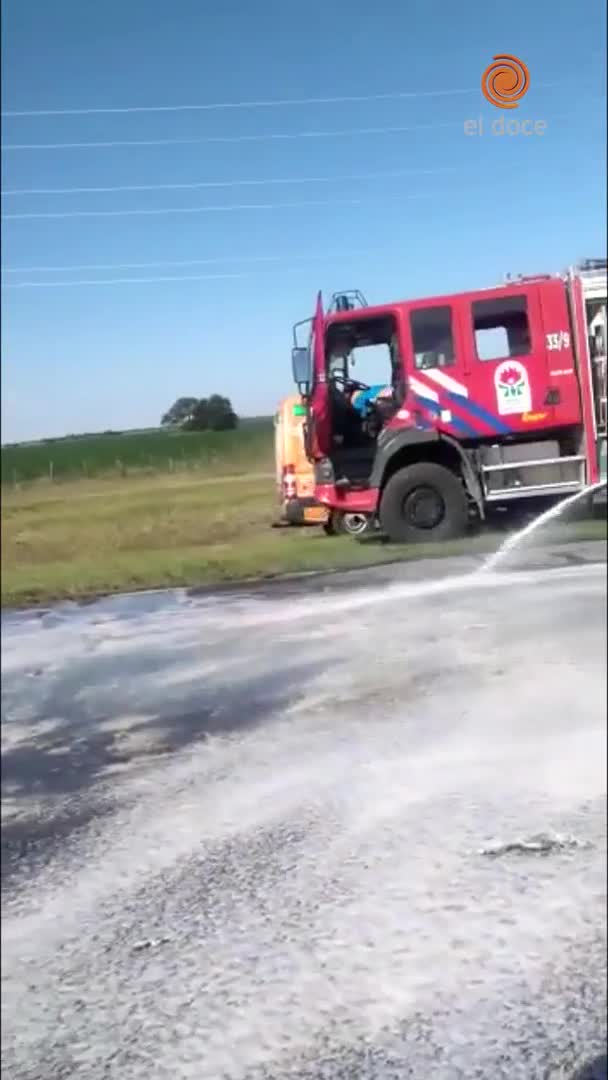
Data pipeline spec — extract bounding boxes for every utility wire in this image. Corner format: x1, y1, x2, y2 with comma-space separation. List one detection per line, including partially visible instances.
0, 85, 516, 117
2, 249, 380, 275
4, 99, 604, 152
2, 165, 455, 197
1, 77, 595, 118
2, 191, 438, 221
2, 262, 376, 289
1, 119, 461, 151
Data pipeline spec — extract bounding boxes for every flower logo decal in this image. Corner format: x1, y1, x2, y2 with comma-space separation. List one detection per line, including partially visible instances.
494, 359, 532, 415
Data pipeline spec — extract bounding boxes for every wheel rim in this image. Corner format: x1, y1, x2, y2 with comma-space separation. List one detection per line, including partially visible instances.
402, 485, 445, 530
342, 512, 369, 535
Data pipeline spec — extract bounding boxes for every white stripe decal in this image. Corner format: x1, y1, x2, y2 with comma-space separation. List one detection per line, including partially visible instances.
410, 376, 439, 402
424, 368, 469, 398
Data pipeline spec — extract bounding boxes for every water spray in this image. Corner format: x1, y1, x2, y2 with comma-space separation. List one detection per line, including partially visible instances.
482, 482, 607, 574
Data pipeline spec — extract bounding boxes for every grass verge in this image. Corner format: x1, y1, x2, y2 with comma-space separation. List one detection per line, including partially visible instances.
2, 471, 606, 608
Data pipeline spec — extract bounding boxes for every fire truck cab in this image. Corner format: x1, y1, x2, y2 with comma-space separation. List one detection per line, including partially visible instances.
291, 261, 607, 543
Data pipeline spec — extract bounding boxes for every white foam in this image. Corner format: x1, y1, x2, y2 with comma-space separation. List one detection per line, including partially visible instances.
1, 560, 606, 1079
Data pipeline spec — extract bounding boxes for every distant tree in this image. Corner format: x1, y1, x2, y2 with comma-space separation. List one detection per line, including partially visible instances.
184, 395, 238, 432
184, 398, 210, 431
206, 394, 238, 431
161, 397, 199, 426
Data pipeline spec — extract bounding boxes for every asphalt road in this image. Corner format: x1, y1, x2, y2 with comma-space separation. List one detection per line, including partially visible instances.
1, 542, 607, 1080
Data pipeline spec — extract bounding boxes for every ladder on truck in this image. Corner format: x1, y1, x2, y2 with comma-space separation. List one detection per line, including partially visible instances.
578, 259, 607, 480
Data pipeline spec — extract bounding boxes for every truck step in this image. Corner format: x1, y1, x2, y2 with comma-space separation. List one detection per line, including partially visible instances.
484, 481, 584, 502
481, 454, 586, 501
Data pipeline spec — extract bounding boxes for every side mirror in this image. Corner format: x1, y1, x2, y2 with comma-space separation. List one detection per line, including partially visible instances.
291, 347, 311, 395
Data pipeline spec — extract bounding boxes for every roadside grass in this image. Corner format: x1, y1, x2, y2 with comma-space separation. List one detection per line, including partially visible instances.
2, 471, 606, 609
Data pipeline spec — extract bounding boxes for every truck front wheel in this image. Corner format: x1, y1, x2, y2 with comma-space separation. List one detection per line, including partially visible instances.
379, 462, 468, 544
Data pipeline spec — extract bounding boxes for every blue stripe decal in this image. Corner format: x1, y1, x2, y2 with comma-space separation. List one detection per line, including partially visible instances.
412, 394, 479, 437
446, 392, 512, 435
447, 415, 478, 437
412, 393, 441, 414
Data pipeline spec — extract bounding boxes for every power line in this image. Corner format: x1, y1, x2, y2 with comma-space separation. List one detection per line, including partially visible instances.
1, 119, 460, 151
2, 262, 376, 289
1, 76, 595, 118
2, 191, 438, 221
3, 97, 604, 152
0, 85, 506, 118
3, 249, 376, 275
2, 165, 455, 197
2, 271, 282, 289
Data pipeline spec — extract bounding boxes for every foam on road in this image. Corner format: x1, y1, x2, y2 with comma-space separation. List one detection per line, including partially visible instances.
1, 556, 607, 1079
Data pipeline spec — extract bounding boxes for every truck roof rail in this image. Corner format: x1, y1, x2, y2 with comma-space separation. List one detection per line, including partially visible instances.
328, 290, 368, 313
577, 258, 607, 272
504, 272, 554, 284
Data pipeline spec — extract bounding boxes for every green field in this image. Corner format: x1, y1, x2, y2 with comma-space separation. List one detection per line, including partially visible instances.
1, 419, 274, 484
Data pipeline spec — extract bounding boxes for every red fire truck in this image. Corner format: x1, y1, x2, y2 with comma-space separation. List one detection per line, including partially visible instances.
291, 259, 607, 543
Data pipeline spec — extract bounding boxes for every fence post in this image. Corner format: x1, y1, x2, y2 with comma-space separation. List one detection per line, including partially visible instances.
49, 460, 54, 482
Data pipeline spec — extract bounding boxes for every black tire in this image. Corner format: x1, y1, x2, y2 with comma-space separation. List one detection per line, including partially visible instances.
379, 462, 468, 543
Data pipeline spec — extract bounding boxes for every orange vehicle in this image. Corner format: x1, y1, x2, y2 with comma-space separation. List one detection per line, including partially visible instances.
273, 395, 375, 535
274, 395, 329, 527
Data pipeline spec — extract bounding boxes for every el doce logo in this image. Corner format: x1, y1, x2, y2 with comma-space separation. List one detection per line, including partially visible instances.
482, 53, 529, 109
465, 54, 546, 136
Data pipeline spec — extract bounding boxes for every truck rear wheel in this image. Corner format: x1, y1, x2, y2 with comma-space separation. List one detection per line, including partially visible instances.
379, 462, 468, 543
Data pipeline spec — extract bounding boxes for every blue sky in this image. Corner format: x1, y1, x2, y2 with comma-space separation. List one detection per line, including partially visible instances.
1, 0, 606, 442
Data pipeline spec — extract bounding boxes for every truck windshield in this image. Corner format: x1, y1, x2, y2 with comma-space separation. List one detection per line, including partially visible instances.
326, 314, 398, 390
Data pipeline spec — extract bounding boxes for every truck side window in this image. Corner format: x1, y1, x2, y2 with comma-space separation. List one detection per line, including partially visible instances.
410, 306, 455, 369
472, 295, 531, 361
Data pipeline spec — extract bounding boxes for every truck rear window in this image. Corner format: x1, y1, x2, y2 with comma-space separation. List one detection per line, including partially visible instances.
472, 295, 531, 361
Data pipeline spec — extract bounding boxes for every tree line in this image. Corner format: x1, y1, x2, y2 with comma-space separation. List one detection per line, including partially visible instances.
161, 395, 238, 431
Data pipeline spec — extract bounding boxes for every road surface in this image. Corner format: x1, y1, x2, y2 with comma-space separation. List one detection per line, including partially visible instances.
2, 543, 607, 1079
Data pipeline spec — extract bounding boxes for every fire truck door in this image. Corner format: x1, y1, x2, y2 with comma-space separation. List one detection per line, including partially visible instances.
461, 287, 556, 436
308, 292, 332, 459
